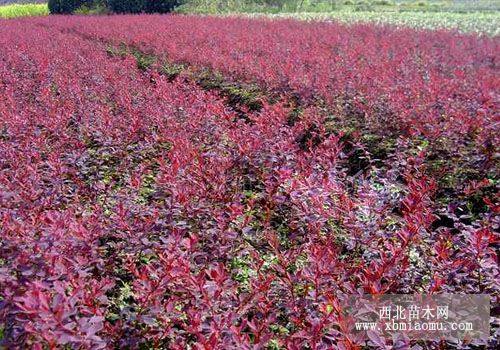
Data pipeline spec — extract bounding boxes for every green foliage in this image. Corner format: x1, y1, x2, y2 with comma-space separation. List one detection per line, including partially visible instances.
48, 0, 85, 14
374, 0, 393, 4
145, 0, 180, 13
74, 1, 109, 14
108, 0, 180, 13
108, 0, 144, 13
176, 0, 297, 14
415, 0, 429, 7
176, 0, 500, 14
47, 0, 179, 15
24, 0, 499, 17
0, 3, 48, 18
260, 10, 500, 36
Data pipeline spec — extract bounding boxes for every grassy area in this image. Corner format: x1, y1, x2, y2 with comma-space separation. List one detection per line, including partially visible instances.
0, 3, 48, 18
255, 10, 500, 36
176, 0, 500, 14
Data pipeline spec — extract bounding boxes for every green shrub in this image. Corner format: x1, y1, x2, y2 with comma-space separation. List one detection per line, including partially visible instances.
0, 4, 49, 18
49, 0, 106, 14
48, 0, 83, 14
354, 0, 373, 11
108, 0, 143, 13
373, 0, 394, 5
144, 0, 180, 13
74, 2, 109, 15
108, 0, 179, 14
415, 1, 428, 7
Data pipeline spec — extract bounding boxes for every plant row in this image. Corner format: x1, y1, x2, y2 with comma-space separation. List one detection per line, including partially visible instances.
38, 15, 499, 203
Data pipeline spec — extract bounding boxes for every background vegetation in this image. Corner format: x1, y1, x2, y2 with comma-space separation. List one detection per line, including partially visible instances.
3, 0, 500, 16
176, 0, 500, 13
107, 0, 179, 14
1, 1, 499, 34
48, 0, 85, 14
257, 8, 500, 35
0, 2, 47, 17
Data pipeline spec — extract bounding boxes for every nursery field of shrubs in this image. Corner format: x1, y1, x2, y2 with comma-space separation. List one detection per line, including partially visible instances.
0, 10, 499, 350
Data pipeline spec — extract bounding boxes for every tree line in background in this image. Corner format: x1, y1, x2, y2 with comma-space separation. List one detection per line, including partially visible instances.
44, 1, 500, 15
47, 0, 342, 15
48, 0, 180, 14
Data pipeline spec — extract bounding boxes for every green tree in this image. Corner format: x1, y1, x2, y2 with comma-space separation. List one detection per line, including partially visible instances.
108, 0, 180, 13
48, 0, 85, 14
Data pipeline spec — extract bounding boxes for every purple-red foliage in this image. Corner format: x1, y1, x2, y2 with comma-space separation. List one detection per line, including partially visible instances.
36, 15, 499, 144
0, 15, 498, 349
